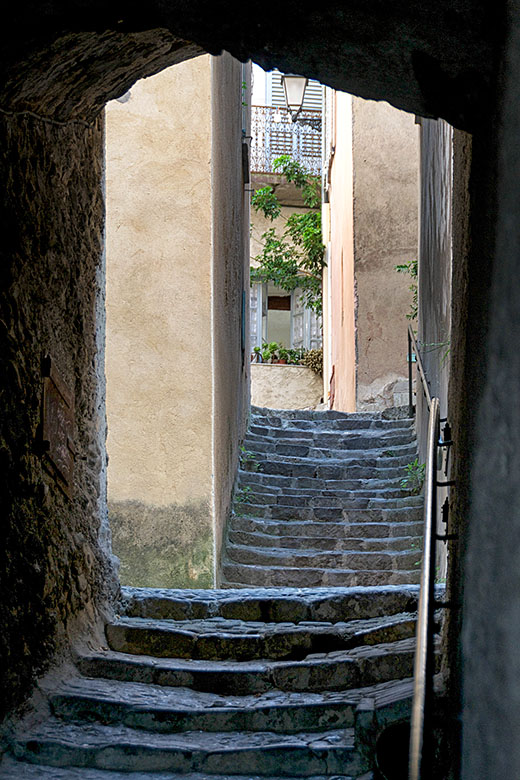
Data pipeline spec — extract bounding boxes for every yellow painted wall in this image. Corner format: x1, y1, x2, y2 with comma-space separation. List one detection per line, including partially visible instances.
105, 56, 229, 588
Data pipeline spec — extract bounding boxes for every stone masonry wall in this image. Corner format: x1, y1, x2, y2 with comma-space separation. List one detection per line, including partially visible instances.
0, 114, 115, 724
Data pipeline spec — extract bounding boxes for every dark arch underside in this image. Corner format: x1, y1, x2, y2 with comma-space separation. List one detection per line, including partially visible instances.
1, 0, 502, 130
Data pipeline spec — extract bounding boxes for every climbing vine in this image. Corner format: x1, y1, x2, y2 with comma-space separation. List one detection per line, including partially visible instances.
251, 155, 325, 315
394, 258, 418, 320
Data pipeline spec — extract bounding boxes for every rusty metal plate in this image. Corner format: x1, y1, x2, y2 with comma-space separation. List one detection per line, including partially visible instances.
41, 356, 75, 498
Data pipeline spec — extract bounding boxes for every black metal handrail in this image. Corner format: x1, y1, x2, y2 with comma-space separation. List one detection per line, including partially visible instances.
408, 324, 432, 410
408, 396, 440, 780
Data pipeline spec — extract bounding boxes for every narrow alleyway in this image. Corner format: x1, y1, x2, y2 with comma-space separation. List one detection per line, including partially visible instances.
223, 406, 422, 587
0, 406, 426, 778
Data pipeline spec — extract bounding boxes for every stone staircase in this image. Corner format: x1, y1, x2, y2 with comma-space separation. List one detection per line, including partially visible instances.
0, 586, 426, 779
222, 406, 423, 588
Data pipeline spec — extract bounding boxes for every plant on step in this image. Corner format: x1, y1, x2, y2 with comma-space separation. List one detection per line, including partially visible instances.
400, 458, 426, 495
394, 258, 418, 320
301, 347, 323, 376
239, 445, 262, 472
233, 485, 254, 516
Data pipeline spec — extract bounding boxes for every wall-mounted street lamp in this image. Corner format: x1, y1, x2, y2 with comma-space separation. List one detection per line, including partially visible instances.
281, 73, 309, 122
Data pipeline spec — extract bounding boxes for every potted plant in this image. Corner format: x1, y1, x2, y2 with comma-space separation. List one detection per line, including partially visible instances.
261, 342, 280, 363
277, 346, 289, 364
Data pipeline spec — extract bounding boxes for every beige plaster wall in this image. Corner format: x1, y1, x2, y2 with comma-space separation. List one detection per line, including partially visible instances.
328, 92, 357, 412
251, 364, 323, 409
352, 97, 419, 410
105, 57, 214, 588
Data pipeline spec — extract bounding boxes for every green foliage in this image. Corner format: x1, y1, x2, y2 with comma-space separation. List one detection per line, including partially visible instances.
400, 458, 426, 495
251, 155, 325, 314
239, 446, 262, 472
395, 258, 418, 320
251, 187, 281, 221
422, 339, 451, 368
252, 342, 307, 365
234, 485, 253, 516
272, 155, 321, 208
286, 347, 306, 364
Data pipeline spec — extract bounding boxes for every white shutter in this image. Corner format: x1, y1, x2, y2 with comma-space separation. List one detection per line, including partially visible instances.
309, 311, 323, 350
250, 284, 263, 349
291, 288, 306, 348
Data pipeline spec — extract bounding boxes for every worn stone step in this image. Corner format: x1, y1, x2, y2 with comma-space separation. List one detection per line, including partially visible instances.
226, 544, 421, 573
230, 515, 424, 540
257, 457, 418, 478
0, 757, 370, 780
52, 677, 360, 734
221, 562, 421, 588
252, 405, 378, 420
238, 488, 412, 507
14, 720, 361, 776
250, 415, 413, 432
78, 637, 417, 695
244, 437, 417, 459
238, 470, 405, 491
51, 673, 419, 742
251, 404, 411, 423
228, 529, 420, 552
106, 612, 416, 662
248, 428, 415, 449
121, 585, 423, 623
240, 496, 423, 520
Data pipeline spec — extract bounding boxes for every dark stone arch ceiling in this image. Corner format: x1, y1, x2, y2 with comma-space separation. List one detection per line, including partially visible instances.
0, 0, 501, 130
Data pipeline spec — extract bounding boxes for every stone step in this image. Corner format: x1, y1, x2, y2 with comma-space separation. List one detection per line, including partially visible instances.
243, 437, 417, 459
13, 720, 361, 776
50, 675, 417, 744
228, 529, 421, 552
78, 637, 417, 694
51, 677, 366, 735
0, 757, 371, 780
250, 414, 413, 432
256, 457, 418, 478
251, 404, 411, 423
239, 496, 423, 520
237, 488, 412, 506
226, 544, 421, 573
221, 562, 421, 588
238, 470, 405, 491
248, 427, 415, 447
230, 515, 424, 540
105, 612, 416, 662
121, 585, 423, 623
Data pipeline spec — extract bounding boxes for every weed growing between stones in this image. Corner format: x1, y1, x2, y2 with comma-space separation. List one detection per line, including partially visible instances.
400, 458, 426, 495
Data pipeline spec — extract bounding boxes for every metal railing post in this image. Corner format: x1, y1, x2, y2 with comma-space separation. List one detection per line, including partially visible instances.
409, 398, 440, 780
408, 327, 414, 414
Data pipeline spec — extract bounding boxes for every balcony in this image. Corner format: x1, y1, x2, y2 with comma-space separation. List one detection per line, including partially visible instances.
250, 105, 322, 176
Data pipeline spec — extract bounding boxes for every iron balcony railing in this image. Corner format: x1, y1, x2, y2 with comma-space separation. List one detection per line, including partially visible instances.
250, 105, 322, 176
